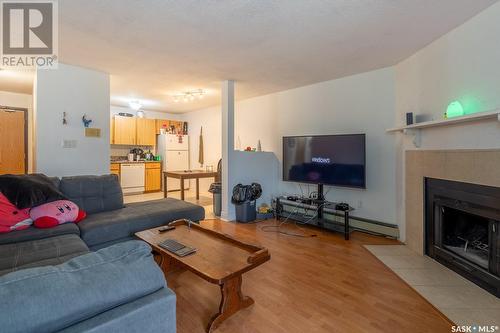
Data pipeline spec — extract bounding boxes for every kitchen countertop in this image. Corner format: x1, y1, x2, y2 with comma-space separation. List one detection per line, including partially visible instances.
110, 160, 161, 164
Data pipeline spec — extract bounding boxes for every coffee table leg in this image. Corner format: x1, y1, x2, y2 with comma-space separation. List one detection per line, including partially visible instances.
207, 275, 254, 333
153, 250, 163, 266
154, 252, 173, 276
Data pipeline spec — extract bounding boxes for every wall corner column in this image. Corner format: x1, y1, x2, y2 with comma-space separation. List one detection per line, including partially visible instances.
221, 80, 235, 221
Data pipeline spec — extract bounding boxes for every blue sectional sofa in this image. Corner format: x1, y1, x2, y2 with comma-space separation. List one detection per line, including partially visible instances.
0, 174, 205, 333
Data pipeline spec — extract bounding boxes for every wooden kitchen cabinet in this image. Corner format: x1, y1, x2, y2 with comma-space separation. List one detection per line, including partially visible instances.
136, 118, 156, 146
112, 116, 185, 146
156, 119, 170, 134
145, 162, 161, 192
113, 116, 136, 145
110, 163, 120, 180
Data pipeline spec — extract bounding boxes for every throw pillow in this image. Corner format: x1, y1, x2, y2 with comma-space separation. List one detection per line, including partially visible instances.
0, 193, 32, 233
30, 200, 86, 229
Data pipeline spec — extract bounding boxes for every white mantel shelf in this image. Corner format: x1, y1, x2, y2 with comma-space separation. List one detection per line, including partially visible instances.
386, 109, 500, 133
386, 109, 500, 148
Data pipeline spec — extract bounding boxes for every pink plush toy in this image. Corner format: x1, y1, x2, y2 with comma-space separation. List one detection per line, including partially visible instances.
0, 193, 32, 233
30, 200, 86, 229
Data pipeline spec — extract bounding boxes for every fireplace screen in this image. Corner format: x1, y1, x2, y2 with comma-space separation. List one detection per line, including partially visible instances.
426, 178, 500, 297
441, 206, 490, 269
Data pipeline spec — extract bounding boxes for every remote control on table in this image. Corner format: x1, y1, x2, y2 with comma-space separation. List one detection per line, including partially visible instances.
158, 226, 175, 233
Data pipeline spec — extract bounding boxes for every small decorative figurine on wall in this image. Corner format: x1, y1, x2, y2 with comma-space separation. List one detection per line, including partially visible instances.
62, 112, 68, 125
82, 114, 92, 128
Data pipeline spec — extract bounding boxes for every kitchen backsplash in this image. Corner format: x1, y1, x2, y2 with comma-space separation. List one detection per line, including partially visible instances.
110, 145, 156, 157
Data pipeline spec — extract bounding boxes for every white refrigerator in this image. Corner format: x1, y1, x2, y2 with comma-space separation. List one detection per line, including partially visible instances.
157, 134, 190, 192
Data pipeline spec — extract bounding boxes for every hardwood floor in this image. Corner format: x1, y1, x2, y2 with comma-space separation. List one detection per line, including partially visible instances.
166, 219, 452, 333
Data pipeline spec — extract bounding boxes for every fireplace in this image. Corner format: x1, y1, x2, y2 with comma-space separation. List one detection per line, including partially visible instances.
425, 178, 500, 297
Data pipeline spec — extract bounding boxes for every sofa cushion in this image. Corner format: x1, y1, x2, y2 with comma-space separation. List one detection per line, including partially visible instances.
59, 175, 123, 214
79, 198, 205, 247
88, 237, 136, 251
59, 288, 176, 333
0, 234, 89, 275
0, 223, 80, 245
0, 240, 167, 333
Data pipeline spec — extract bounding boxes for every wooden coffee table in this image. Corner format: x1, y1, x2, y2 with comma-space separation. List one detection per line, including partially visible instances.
135, 219, 271, 332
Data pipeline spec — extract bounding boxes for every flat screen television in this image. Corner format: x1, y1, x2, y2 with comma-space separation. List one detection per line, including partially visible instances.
282, 134, 366, 188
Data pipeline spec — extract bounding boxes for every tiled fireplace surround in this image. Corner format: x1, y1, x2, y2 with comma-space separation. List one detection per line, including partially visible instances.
383, 149, 500, 325
405, 149, 500, 254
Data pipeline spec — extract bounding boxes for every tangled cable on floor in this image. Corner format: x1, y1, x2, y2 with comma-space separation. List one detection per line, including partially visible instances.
259, 206, 325, 238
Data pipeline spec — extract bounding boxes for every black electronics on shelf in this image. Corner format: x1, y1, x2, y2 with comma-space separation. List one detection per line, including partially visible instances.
276, 189, 354, 240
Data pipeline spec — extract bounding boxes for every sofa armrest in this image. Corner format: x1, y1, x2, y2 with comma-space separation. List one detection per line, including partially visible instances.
59, 288, 176, 333
0, 241, 168, 333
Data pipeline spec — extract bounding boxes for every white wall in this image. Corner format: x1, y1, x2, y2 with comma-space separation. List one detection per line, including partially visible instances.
231, 151, 279, 208
0, 91, 34, 172
183, 67, 397, 225
235, 96, 280, 154
181, 106, 222, 191
394, 2, 500, 240
244, 67, 397, 225
34, 63, 110, 177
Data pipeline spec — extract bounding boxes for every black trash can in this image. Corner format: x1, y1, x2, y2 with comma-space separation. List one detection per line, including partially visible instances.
208, 182, 222, 217
235, 200, 256, 223
232, 183, 262, 223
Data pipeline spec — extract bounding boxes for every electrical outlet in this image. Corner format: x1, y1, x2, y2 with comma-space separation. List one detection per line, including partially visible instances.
357, 200, 363, 208
62, 139, 77, 148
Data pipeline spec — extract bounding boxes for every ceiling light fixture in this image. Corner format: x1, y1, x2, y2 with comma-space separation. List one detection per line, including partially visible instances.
173, 89, 205, 103
128, 100, 142, 111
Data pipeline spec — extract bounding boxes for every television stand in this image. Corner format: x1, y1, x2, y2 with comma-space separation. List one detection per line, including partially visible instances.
316, 183, 325, 219
276, 194, 354, 240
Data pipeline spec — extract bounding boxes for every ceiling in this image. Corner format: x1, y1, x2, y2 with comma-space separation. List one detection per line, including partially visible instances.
2, 1, 498, 112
